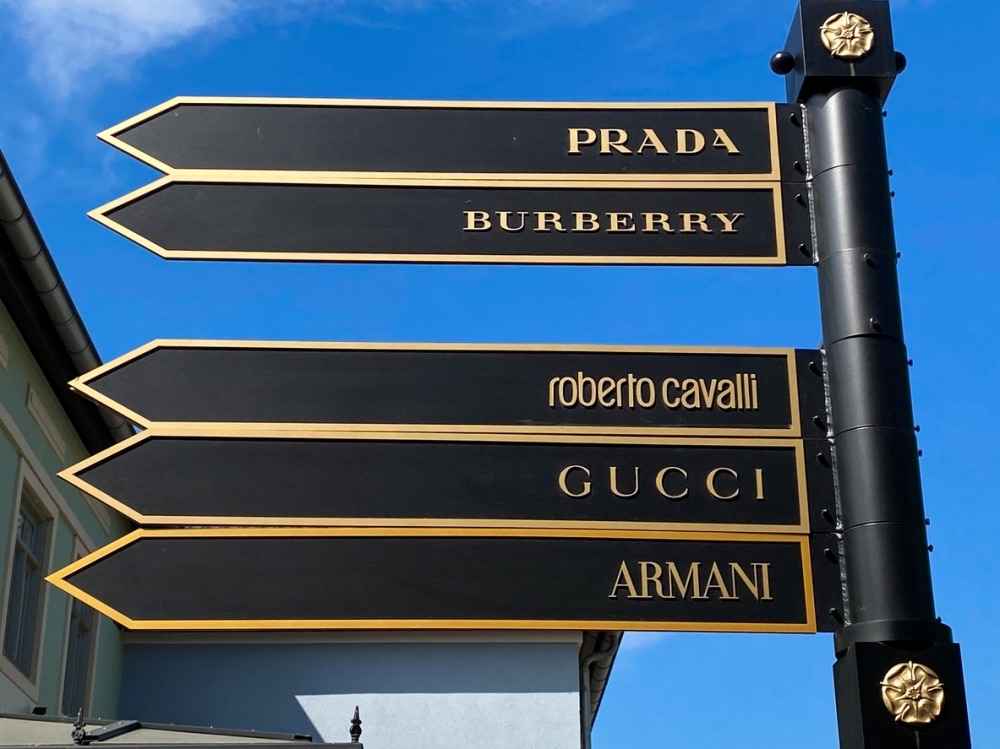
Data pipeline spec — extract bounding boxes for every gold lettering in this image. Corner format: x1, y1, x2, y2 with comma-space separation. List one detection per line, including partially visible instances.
637, 128, 669, 154
612, 560, 772, 604
712, 128, 741, 154
752, 562, 774, 600
730, 562, 762, 600
680, 212, 712, 233
750, 373, 759, 410
616, 376, 627, 408
697, 562, 735, 600
716, 379, 736, 410
609, 561, 639, 598
676, 129, 706, 154
558, 465, 592, 498
713, 212, 744, 233
600, 128, 630, 154
570, 127, 737, 157
655, 467, 688, 500
642, 212, 674, 234
639, 562, 665, 599
535, 211, 566, 233
609, 466, 640, 499
707, 467, 739, 501
559, 376, 577, 406
598, 377, 616, 407
498, 211, 528, 232
548, 376, 559, 407
754, 468, 765, 501
665, 562, 701, 599
574, 212, 600, 232
577, 371, 597, 407
680, 378, 701, 409
698, 378, 718, 408
463, 211, 491, 231
661, 377, 681, 408
636, 377, 655, 408
568, 128, 597, 154
606, 212, 636, 233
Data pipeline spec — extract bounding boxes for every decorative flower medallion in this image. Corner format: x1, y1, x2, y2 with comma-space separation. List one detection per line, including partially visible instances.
880, 661, 945, 725
819, 12, 875, 59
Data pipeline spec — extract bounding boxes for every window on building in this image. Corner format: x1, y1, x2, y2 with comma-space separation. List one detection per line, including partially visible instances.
61, 594, 95, 716
2, 489, 50, 678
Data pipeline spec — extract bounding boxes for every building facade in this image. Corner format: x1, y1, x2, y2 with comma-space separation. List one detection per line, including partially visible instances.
0, 149, 132, 718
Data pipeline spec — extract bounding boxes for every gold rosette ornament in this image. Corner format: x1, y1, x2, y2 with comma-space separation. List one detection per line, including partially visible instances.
819, 12, 875, 59
880, 661, 945, 725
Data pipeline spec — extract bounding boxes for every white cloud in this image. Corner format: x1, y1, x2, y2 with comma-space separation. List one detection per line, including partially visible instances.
3, 0, 240, 99
1, 0, 634, 100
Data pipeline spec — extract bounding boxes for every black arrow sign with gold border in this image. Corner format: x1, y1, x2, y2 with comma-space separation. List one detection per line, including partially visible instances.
98, 97, 804, 181
46, 528, 835, 633
89, 174, 811, 265
61, 430, 835, 533
69, 341, 827, 438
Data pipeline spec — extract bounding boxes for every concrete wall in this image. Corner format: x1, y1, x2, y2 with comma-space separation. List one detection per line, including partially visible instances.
119, 632, 584, 749
0, 302, 130, 717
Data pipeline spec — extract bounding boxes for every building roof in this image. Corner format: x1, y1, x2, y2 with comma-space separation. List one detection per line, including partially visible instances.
0, 149, 133, 452
0, 713, 362, 747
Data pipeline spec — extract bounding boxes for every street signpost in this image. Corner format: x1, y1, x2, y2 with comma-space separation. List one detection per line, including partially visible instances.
47, 528, 838, 633
50, 3, 975, 744
90, 175, 812, 265
69, 341, 826, 436
61, 431, 833, 533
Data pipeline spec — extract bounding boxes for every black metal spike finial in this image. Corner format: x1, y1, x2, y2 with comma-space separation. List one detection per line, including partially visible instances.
350, 706, 362, 744
71, 709, 88, 746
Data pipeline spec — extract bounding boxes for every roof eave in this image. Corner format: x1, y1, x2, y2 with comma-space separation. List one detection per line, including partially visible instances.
0, 148, 133, 452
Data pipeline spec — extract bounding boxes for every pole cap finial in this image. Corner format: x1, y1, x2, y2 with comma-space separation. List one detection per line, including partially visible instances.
780, 1, 900, 103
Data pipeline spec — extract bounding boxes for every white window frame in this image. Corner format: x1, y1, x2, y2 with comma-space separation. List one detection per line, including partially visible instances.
0, 395, 109, 709
0, 460, 59, 701
57, 538, 99, 717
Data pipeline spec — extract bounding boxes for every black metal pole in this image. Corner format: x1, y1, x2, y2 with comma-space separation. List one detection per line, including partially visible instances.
809, 58, 941, 646
773, 2, 971, 747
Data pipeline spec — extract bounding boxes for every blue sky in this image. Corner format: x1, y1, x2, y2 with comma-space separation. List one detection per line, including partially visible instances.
1, 0, 997, 746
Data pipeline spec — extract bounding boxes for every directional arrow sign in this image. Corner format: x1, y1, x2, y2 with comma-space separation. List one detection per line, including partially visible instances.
47, 528, 839, 633
90, 175, 812, 265
62, 431, 835, 533
99, 98, 805, 181
70, 342, 828, 438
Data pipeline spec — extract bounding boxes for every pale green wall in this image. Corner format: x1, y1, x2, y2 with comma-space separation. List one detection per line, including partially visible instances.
0, 429, 18, 573
0, 299, 131, 717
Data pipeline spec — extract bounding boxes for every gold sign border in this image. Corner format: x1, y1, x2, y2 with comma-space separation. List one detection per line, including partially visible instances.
70, 339, 804, 438
99, 97, 783, 182
89, 173, 790, 266
46, 527, 817, 633
61, 429, 811, 534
